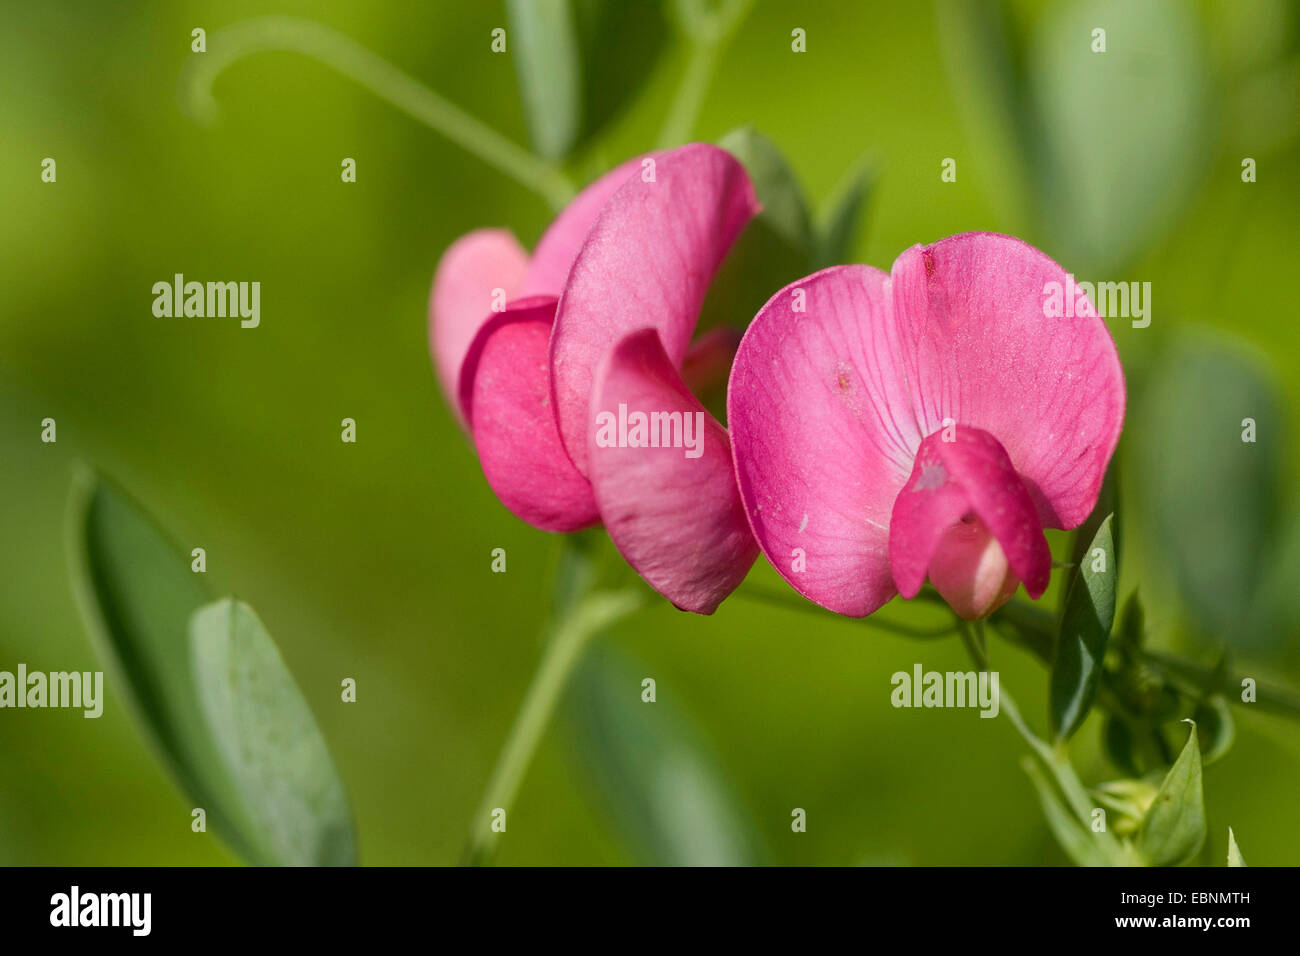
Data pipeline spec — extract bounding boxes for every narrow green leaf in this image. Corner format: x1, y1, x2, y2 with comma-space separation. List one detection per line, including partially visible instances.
1136, 722, 1206, 866
507, 0, 582, 159
717, 127, 815, 255
700, 128, 817, 335
818, 153, 876, 266
571, 0, 667, 146
190, 598, 356, 866
1050, 514, 1117, 742
1114, 590, 1144, 651
70, 472, 259, 861
1101, 714, 1142, 778
508, 1, 668, 160
1021, 757, 1111, 866
70, 473, 355, 866
566, 645, 765, 865
1227, 827, 1246, 867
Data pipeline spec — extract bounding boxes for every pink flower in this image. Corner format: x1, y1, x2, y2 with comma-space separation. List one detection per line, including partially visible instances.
430, 144, 762, 614
726, 233, 1125, 620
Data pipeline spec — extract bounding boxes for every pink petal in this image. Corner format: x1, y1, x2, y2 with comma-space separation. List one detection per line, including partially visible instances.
889, 426, 1051, 600
588, 328, 758, 614
429, 229, 530, 420
459, 298, 599, 532
727, 266, 922, 617
518, 155, 651, 298
551, 143, 759, 478
890, 233, 1125, 529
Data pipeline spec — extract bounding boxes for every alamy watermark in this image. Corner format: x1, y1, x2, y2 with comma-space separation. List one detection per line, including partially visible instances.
593, 404, 705, 459
891, 664, 999, 718
152, 274, 260, 328
0, 664, 103, 718
50, 886, 150, 936
1043, 274, 1150, 328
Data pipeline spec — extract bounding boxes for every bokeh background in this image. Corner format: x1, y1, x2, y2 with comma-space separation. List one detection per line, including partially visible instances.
2, 0, 1298, 865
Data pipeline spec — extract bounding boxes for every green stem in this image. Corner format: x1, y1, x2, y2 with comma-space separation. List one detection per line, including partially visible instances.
657, 0, 755, 147
462, 589, 641, 866
180, 16, 576, 210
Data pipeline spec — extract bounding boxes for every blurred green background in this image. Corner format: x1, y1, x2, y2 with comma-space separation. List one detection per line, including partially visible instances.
2, 0, 1298, 865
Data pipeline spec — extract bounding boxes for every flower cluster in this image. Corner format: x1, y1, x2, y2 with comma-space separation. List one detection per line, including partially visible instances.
430, 145, 1125, 620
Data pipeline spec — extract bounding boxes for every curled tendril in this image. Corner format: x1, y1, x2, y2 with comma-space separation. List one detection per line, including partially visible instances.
179, 16, 575, 210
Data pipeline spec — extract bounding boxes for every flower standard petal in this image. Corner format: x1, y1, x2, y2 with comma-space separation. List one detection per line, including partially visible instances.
518, 155, 651, 298
890, 233, 1125, 529
429, 228, 530, 418
588, 328, 758, 614
727, 265, 920, 617
459, 297, 599, 532
551, 143, 759, 478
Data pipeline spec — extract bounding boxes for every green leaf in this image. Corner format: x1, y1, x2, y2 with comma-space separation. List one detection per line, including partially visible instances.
1135, 336, 1284, 645
1136, 721, 1206, 866
1101, 715, 1142, 778
508, 0, 668, 160
571, 0, 667, 146
507, 0, 582, 159
190, 598, 356, 866
817, 153, 876, 266
566, 644, 765, 865
717, 127, 815, 255
700, 128, 817, 337
70, 473, 355, 866
1114, 590, 1144, 651
1227, 827, 1246, 867
1051, 514, 1117, 742
1029, 0, 1208, 272
71, 472, 259, 861
1021, 757, 1112, 866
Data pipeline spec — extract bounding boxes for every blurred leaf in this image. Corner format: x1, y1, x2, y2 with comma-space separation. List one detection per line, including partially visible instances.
507, 0, 581, 159
1136, 722, 1206, 866
190, 598, 356, 866
934, 0, 1041, 226
1227, 827, 1246, 867
1136, 336, 1284, 645
71, 472, 260, 862
1248, 507, 1300, 645
1021, 757, 1112, 866
1102, 714, 1143, 777
818, 153, 876, 266
1051, 514, 1117, 742
1029, 0, 1209, 272
1114, 590, 1144, 651
508, 0, 668, 160
718, 126, 815, 254
699, 128, 817, 337
566, 644, 765, 865
572, 0, 667, 145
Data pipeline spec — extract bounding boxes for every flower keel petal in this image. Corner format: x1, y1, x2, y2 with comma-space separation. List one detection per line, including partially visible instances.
889, 426, 1051, 608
